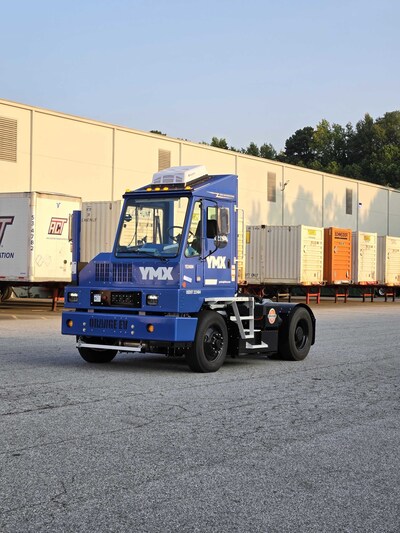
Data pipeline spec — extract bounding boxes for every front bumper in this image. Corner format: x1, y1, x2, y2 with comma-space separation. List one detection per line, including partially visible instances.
62, 311, 198, 343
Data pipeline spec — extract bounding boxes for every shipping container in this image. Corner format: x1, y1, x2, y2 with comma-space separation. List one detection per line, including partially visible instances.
324, 227, 352, 284
377, 236, 400, 285
245, 225, 324, 285
0, 192, 81, 283
352, 231, 377, 283
80, 201, 122, 263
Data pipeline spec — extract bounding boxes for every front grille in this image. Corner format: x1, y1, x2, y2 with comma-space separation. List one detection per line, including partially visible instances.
113, 263, 133, 283
94, 262, 133, 283
95, 262, 110, 282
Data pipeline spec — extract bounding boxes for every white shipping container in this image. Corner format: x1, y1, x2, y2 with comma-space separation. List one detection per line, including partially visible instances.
80, 201, 122, 262
245, 225, 324, 284
0, 192, 81, 282
377, 235, 400, 285
352, 231, 377, 283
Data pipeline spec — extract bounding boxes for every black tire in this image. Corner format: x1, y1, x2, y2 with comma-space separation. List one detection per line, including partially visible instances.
278, 307, 313, 361
186, 310, 228, 372
77, 337, 117, 363
0, 286, 13, 302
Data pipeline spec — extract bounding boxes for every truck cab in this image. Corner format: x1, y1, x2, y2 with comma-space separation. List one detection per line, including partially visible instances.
62, 166, 315, 372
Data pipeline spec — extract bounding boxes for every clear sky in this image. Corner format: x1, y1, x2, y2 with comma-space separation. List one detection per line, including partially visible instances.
1, 0, 399, 152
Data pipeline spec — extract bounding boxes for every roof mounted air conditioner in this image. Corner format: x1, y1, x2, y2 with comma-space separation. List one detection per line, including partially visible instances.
152, 165, 208, 185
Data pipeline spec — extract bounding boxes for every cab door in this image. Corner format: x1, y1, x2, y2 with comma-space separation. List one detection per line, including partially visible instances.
202, 200, 236, 296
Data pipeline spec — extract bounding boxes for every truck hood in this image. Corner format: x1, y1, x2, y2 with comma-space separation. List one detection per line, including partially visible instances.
79, 253, 181, 288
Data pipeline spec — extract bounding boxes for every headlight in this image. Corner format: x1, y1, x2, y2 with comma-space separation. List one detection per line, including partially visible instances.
68, 292, 79, 303
146, 294, 159, 306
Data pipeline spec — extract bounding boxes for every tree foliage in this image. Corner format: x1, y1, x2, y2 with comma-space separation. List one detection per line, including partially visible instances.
280, 111, 400, 188
154, 109, 400, 190
210, 137, 229, 149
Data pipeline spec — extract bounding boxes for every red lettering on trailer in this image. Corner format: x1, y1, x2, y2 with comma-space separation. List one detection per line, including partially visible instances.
48, 217, 67, 235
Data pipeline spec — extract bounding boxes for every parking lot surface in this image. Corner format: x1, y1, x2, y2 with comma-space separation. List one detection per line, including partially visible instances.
1, 300, 399, 532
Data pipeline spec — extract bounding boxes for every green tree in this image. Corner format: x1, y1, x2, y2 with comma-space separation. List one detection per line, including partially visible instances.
211, 137, 229, 149
245, 142, 260, 157
283, 126, 315, 165
311, 120, 349, 173
371, 112, 400, 187
260, 143, 277, 160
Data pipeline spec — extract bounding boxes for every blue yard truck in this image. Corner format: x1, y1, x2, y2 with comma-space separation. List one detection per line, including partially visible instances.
62, 166, 316, 372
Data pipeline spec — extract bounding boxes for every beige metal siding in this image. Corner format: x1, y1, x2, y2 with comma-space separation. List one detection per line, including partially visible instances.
245, 225, 266, 284
33, 113, 114, 200
181, 143, 236, 175
377, 236, 400, 285
389, 191, 400, 236
352, 231, 377, 283
1, 98, 400, 238
80, 201, 123, 262
246, 225, 324, 284
236, 208, 245, 283
0, 103, 31, 192
324, 176, 357, 230
114, 130, 180, 197
236, 158, 282, 227
283, 167, 323, 227
358, 183, 388, 234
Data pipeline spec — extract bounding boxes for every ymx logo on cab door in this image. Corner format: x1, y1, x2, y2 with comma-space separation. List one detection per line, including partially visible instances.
48, 217, 68, 235
0, 216, 14, 245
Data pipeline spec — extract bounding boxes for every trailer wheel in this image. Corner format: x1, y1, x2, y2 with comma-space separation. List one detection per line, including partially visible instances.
186, 311, 228, 372
278, 307, 312, 361
77, 337, 117, 363
0, 286, 13, 302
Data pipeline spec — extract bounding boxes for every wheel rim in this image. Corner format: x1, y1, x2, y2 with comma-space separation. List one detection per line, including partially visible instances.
295, 319, 309, 350
204, 326, 224, 361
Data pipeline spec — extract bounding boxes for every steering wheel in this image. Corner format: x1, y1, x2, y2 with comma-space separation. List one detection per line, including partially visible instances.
167, 226, 194, 243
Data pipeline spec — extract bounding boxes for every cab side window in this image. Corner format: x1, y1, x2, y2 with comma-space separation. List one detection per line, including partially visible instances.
185, 201, 202, 257
206, 206, 230, 237
206, 207, 218, 238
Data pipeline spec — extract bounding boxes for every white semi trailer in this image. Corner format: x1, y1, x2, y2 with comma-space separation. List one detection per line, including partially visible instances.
0, 192, 81, 304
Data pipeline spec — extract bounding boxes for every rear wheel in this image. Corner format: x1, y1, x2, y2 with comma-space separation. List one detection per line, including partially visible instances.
0, 286, 13, 302
278, 307, 312, 361
186, 311, 228, 372
77, 337, 117, 363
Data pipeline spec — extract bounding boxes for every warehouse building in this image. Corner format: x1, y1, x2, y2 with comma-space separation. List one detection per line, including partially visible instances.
1, 97, 400, 236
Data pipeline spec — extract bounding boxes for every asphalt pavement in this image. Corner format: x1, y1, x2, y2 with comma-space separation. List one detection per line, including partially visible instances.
0, 300, 399, 532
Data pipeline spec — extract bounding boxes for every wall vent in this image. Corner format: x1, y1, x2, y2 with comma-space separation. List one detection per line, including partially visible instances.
267, 172, 276, 202
158, 149, 171, 171
0, 116, 17, 162
346, 188, 353, 215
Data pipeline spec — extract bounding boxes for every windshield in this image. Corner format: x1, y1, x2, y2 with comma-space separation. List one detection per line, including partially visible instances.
115, 196, 189, 257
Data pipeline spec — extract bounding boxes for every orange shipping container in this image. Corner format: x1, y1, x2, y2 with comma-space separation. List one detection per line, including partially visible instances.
324, 227, 352, 284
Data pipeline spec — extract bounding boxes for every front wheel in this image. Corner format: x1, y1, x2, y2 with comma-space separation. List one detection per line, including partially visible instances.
186, 311, 228, 372
278, 307, 313, 361
77, 337, 117, 363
